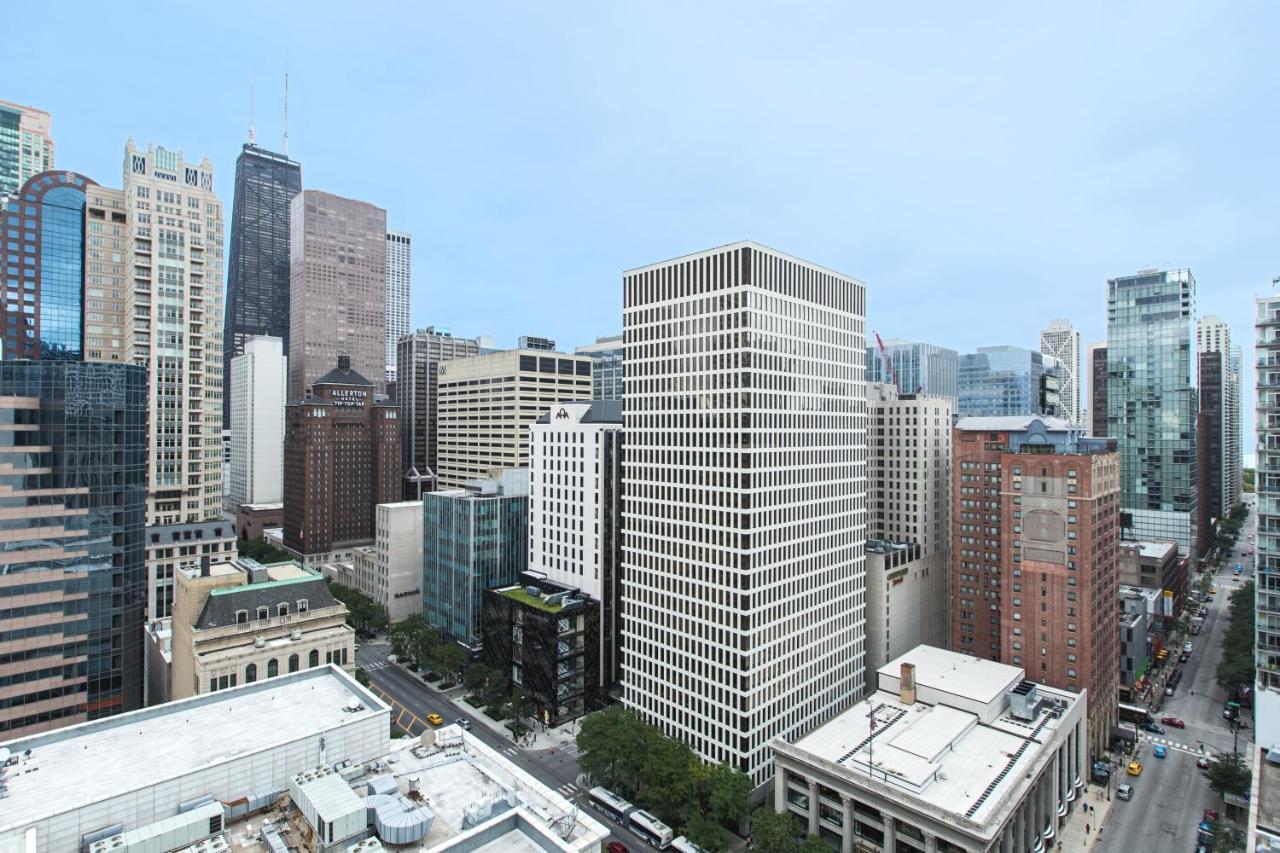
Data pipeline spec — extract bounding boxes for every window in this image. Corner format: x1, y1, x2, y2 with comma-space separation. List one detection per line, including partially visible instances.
309, 650, 320, 668
257, 606, 268, 620
267, 658, 278, 678
297, 599, 309, 613
235, 610, 248, 624
245, 663, 257, 683
278, 602, 290, 617
289, 654, 299, 673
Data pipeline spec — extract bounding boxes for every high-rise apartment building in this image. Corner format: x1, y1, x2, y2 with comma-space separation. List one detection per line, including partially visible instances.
1254, 296, 1280, 749
1197, 315, 1242, 516
228, 335, 286, 510
0, 99, 54, 199
283, 357, 400, 564
385, 230, 411, 384
865, 383, 952, 680
575, 334, 624, 400
865, 338, 959, 402
123, 141, 225, 524
223, 143, 301, 428
0, 361, 147, 738
958, 345, 1053, 417
395, 327, 481, 498
951, 415, 1120, 755
1086, 343, 1107, 437
435, 348, 592, 488
83, 184, 128, 363
1040, 319, 1081, 424
288, 190, 387, 400
1106, 268, 1197, 551
621, 241, 867, 784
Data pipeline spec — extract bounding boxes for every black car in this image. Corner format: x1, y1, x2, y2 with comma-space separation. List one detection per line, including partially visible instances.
1140, 722, 1166, 735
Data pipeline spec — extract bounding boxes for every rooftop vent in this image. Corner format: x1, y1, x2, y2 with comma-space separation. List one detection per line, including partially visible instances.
524, 586, 541, 598
899, 663, 916, 705
1008, 680, 1042, 721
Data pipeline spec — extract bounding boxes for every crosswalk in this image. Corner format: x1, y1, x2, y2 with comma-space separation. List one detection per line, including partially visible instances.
556, 782, 579, 798
364, 660, 390, 671
1140, 734, 1201, 755
502, 746, 519, 757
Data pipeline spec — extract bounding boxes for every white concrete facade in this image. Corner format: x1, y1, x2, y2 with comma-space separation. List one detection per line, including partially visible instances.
229, 335, 286, 510
621, 241, 867, 786
351, 501, 424, 622
386, 229, 411, 384
1040, 319, 1081, 425
123, 140, 226, 524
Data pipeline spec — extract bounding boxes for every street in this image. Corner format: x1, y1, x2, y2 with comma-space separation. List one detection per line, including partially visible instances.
1098, 496, 1255, 852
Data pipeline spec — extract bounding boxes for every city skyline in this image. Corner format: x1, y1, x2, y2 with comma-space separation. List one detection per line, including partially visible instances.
3, 3, 1273, 447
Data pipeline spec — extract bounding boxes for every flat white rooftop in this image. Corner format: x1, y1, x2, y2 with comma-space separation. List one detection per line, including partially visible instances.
0, 666, 386, 836
877, 645, 1024, 707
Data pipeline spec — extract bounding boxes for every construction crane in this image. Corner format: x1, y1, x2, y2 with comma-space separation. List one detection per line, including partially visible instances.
873, 331, 902, 393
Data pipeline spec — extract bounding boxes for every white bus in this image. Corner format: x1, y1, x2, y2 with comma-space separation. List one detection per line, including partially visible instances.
627, 809, 674, 849
586, 787, 634, 826
671, 837, 711, 853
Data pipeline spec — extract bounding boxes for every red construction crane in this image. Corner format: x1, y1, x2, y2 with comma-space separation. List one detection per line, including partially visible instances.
873, 331, 901, 393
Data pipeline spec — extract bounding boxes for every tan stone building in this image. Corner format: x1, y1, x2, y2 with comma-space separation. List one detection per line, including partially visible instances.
288, 190, 387, 401
435, 348, 592, 487
169, 557, 354, 701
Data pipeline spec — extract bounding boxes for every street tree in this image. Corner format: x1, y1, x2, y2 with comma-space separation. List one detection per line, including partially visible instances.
750, 808, 796, 853
682, 810, 727, 852
798, 837, 829, 853
464, 663, 493, 693
576, 705, 652, 799
638, 734, 698, 827
707, 762, 753, 828
1205, 752, 1251, 799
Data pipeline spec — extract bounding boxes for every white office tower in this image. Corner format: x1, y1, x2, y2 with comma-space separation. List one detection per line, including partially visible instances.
228, 336, 286, 509
864, 383, 952, 683
385, 230, 411, 384
1039, 319, 1081, 425
123, 140, 225, 524
621, 242, 867, 785
1198, 315, 1243, 514
529, 400, 624, 686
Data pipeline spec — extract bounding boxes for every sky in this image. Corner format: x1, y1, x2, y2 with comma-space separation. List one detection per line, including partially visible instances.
7, 1, 1277, 450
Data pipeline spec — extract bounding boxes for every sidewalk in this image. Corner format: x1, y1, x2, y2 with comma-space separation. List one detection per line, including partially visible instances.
1055, 781, 1117, 851
452, 693, 581, 753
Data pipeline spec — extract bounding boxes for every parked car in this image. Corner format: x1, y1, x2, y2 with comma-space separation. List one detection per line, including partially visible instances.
455, 717, 472, 730
1090, 761, 1112, 783
1127, 761, 1144, 776
1179, 652, 1190, 663
1140, 722, 1166, 735
1199, 607, 1209, 618
1197, 756, 1212, 769
607, 843, 629, 853
1161, 716, 1186, 728
1203, 808, 1220, 822
1116, 783, 1134, 801
1164, 686, 1176, 697
1153, 745, 1168, 759
1183, 641, 1195, 654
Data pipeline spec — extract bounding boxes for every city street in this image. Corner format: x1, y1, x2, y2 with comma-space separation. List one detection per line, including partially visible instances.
1099, 496, 1255, 852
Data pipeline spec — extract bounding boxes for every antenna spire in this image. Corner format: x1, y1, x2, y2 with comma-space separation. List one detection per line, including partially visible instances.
248, 83, 256, 144
282, 73, 289, 156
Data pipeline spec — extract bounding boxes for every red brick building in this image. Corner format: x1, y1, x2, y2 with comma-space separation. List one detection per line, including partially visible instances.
952, 416, 1120, 756
284, 357, 400, 563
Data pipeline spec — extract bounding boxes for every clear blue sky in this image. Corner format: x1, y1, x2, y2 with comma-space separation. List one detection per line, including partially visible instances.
7, 2, 1277, 449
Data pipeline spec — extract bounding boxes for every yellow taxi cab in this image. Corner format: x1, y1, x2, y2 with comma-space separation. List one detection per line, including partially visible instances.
1127, 761, 1143, 776
1210, 587, 1218, 595
426, 712, 445, 726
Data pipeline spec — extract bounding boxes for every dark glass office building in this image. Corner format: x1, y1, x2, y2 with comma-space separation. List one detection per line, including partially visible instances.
223, 143, 300, 426
0, 170, 97, 361
0, 361, 148, 737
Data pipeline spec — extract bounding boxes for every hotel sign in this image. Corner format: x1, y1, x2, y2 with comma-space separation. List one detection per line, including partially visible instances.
331, 388, 367, 408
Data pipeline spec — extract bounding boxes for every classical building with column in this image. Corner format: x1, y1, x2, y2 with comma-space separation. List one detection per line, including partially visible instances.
770, 645, 1087, 853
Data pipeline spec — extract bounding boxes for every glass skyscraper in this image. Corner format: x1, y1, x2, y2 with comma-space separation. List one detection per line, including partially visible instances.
224, 143, 301, 426
866, 338, 958, 401
0, 100, 54, 200
0, 361, 147, 737
957, 345, 1049, 417
575, 334, 624, 400
1106, 269, 1197, 551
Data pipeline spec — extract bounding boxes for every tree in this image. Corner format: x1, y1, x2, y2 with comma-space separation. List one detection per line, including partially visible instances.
750, 808, 796, 853
434, 642, 466, 679
354, 667, 371, 688
1205, 752, 1251, 798
1216, 581, 1256, 696
798, 837, 829, 853
464, 663, 493, 693
707, 762, 753, 828
576, 705, 653, 799
637, 734, 698, 827
239, 536, 292, 564
327, 581, 390, 635
388, 615, 443, 667
683, 810, 727, 852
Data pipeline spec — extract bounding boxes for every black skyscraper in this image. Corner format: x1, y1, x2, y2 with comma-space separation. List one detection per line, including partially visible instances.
223, 143, 301, 427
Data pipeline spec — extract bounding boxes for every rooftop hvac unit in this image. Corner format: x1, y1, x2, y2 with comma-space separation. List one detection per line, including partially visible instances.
524, 586, 541, 598
1007, 680, 1042, 721
290, 629, 302, 640
254, 636, 266, 649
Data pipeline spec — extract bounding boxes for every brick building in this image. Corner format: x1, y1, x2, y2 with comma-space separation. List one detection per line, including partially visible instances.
283, 356, 399, 564
951, 415, 1121, 756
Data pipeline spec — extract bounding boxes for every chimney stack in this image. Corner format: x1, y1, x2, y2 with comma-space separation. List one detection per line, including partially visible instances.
338, 354, 350, 371
900, 662, 916, 705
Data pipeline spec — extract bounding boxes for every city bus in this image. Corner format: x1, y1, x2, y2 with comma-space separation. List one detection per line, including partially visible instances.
628, 809, 675, 849
587, 786, 634, 826
1118, 702, 1154, 727
671, 837, 712, 853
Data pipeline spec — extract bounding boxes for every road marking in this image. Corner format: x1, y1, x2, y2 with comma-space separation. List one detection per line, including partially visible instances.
503, 747, 519, 756
365, 661, 389, 671
558, 783, 579, 796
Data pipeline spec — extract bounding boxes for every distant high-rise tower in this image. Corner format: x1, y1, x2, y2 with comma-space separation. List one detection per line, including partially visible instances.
0, 99, 54, 199
957, 345, 1050, 417
1040, 319, 1081, 424
385, 230, 411, 384
229, 336, 286, 510
1254, 295, 1280, 749
395, 326, 481, 498
1086, 342, 1107, 437
223, 143, 300, 427
1197, 315, 1242, 516
288, 190, 387, 400
622, 241, 867, 785
123, 141, 225, 524
1106, 268, 1197, 551
865, 338, 959, 401
575, 334, 624, 400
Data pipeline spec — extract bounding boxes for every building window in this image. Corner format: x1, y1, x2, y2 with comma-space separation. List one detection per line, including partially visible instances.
246, 663, 257, 683
235, 610, 248, 624
267, 658, 278, 678
309, 649, 320, 668
278, 603, 290, 617
289, 654, 300, 673
257, 606, 269, 620
298, 599, 309, 613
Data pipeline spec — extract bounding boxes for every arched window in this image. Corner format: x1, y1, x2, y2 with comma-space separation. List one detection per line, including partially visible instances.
309, 650, 320, 668
267, 658, 278, 678
257, 606, 269, 621
288, 654, 299, 673
245, 663, 257, 683
278, 602, 290, 617
235, 610, 248, 624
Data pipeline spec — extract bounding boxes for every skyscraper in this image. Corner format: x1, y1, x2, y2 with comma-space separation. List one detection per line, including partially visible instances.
123, 141, 225, 524
1106, 268, 1197, 550
865, 338, 959, 401
223, 143, 300, 429
575, 334, 624, 400
1197, 315, 1242, 515
1086, 342, 1107, 437
288, 190, 387, 400
1253, 295, 1280, 749
621, 241, 867, 784
395, 326, 480, 498
385, 230, 411, 384
0, 99, 54, 199
957, 345, 1050, 417
228, 335, 286, 510
1040, 319, 1081, 424
0, 360, 147, 737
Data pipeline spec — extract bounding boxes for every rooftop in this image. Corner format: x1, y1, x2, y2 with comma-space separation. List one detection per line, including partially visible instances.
1126, 540, 1178, 560
146, 518, 236, 545
0, 666, 385, 837
498, 585, 567, 613
955, 415, 1075, 433
1257, 748, 1280, 841
623, 240, 863, 284
534, 400, 622, 425
877, 645, 1023, 708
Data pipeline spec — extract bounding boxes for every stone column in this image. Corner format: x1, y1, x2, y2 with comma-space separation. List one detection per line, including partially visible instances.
882, 811, 896, 853
841, 795, 854, 853
774, 768, 788, 812
924, 831, 937, 853
808, 780, 820, 836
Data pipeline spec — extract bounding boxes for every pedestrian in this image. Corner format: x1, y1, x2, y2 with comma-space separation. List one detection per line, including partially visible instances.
1085, 824, 1090, 835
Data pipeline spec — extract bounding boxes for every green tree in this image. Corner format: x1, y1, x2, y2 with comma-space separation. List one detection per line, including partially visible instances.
576, 705, 653, 798
1205, 752, 1251, 798
750, 808, 796, 853
637, 734, 698, 827
683, 810, 728, 852
464, 663, 493, 693
707, 762, 753, 828
239, 536, 293, 564
354, 667, 371, 688
388, 615, 443, 667
434, 642, 466, 679
798, 837, 829, 853
1216, 581, 1256, 696
482, 670, 512, 710
327, 581, 389, 634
